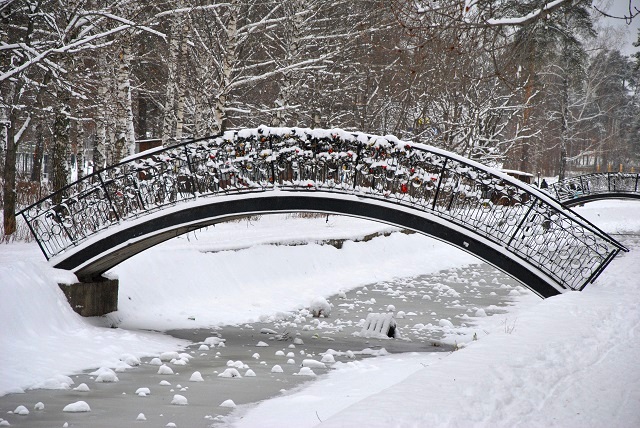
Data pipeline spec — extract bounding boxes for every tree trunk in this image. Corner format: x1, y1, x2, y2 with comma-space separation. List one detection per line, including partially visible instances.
116, 35, 135, 159
161, 10, 182, 146
215, 0, 239, 133
31, 121, 44, 182
76, 119, 85, 179
174, 22, 190, 142
2, 111, 17, 236
51, 98, 70, 204
29, 71, 51, 182
94, 57, 109, 171
138, 95, 148, 140
2, 80, 18, 236
558, 70, 569, 181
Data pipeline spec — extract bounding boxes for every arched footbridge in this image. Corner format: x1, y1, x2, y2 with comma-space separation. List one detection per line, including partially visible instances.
19, 126, 627, 298
551, 173, 640, 206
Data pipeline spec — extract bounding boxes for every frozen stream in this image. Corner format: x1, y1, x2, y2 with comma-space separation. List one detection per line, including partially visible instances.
0, 263, 529, 427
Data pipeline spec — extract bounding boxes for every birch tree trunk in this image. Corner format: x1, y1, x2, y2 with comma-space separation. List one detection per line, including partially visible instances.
174, 16, 191, 142
93, 54, 109, 171
28, 70, 51, 182
558, 72, 569, 181
51, 93, 70, 204
272, 0, 304, 127
161, 9, 182, 146
115, 34, 136, 159
215, 0, 240, 133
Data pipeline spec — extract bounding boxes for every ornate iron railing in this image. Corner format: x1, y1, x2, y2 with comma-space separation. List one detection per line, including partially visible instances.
19, 126, 626, 292
551, 173, 640, 206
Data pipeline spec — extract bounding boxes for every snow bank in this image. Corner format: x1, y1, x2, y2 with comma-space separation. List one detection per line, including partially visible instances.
229, 201, 640, 428
111, 228, 476, 331
234, 245, 640, 426
0, 260, 187, 396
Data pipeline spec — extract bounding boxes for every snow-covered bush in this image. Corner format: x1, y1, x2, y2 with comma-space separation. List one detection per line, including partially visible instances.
309, 296, 332, 318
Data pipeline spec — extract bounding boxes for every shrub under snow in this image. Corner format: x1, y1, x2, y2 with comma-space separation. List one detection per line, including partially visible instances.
309, 296, 332, 318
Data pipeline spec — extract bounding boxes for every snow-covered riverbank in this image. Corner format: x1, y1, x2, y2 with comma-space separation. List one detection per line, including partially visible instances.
1, 202, 639, 427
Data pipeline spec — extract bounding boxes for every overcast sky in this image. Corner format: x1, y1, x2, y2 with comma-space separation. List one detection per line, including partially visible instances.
599, 0, 640, 55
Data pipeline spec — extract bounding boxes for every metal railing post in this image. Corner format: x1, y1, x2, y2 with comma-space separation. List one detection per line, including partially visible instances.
22, 210, 49, 260
98, 172, 120, 222
431, 158, 449, 210
268, 135, 276, 186
183, 145, 198, 196
353, 141, 363, 189
507, 197, 538, 247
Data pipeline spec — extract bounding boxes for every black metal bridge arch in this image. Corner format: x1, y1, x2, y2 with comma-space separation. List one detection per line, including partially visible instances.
19, 126, 626, 298
551, 173, 640, 206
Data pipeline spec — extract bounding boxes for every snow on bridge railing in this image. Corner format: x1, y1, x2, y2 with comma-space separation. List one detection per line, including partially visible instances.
551, 173, 640, 205
18, 126, 626, 292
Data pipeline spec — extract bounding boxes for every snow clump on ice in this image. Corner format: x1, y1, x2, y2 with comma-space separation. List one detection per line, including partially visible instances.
34, 402, 44, 410
310, 296, 332, 317
157, 364, 174, 375
136, 387, 151, 396
220, 399, 236, 408
439, 319, 454, 328
136, 413, 147, 421
149, 357, 162, 366
73, 383, 90, 392
271, 365, 283, 373
160, 351, 180, 361
13, 405, 29, 415
321, 354, 336, 363
294, 367, 316, 376
227, 360, 249, 369
245, 369, 256, 377
256, 341, 269, 347
92, 367, 119, 383
189, 371, 204, 382
120, 354, 141, 366
204, 336, 226, 347
171, 394, 188, 405
301, 359, 326, 369
39, 374, 74, 390
63, 401, 91, 412
218, 368, 242, 378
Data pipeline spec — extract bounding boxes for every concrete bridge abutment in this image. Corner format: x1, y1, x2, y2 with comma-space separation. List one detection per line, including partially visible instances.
58, 277, 118, 317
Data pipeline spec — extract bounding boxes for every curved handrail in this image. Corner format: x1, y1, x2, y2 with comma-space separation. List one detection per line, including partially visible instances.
551, 173, 640, 206
18, 126, 626, 292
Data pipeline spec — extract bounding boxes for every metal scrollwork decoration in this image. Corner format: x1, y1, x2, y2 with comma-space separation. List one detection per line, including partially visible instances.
551, 173, 640, 206
18, 126, 626, 292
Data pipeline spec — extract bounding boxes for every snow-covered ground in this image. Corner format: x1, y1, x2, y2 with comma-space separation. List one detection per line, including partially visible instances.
1, 201, 639, 426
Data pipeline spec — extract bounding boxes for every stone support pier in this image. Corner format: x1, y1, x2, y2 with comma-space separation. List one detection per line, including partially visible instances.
58, 277, 119, 317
